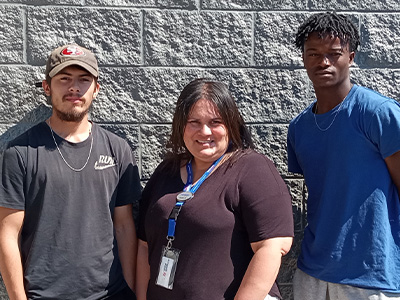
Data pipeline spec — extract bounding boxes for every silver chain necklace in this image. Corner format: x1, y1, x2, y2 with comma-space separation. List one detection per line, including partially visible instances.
48, 119, 93, 172
313, 99, 346, 132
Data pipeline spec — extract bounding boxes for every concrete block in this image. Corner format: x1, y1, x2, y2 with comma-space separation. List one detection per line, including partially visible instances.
90, 68, 143, 124
132, 68, 205, 123
277, 231, 303, 299
202, 0, 306, 10
0, 275, 7, 300
0, 124, 15, 154
140, 124, 171, 179
254, 12, 308, 67
248, 124, 288, 174
27, 7, 141, 65
278, 284, 294, 300
358, 14, 400, 67
0, 66, 49, 123
277, 238, 301, 283
85, 0, 196, 8
359, 0, 400, 10
351, 68, 400, 101
204, 69, 314, 123
0, 5, 24, 63
91, 67, 204, 123
285, 179, 305, 232
308, 0, 358, 10
278, 254, 297, 283
144, 10, 252, 66
7, 0, 83, 4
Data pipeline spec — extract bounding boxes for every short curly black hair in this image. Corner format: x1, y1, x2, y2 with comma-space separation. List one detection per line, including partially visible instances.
295, 12, 360, 53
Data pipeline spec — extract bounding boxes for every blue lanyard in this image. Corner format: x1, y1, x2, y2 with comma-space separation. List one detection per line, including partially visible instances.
166, 155, 225, 247
184, 155, 224, 193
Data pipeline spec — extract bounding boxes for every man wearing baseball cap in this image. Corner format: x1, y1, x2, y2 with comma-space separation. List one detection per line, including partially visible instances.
0, 44, 140, 299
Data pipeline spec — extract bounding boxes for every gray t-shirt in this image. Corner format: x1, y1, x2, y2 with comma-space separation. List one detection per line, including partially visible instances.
0, 122, 141, 299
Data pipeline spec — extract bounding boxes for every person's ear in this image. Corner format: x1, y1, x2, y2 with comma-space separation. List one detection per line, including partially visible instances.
93, 83, 100, 98
42, 80, 51, 96
349, 51, 355, 66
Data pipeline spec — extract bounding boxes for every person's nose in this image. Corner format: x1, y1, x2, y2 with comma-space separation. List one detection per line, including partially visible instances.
319, 55, 331, 66
200, 124, 212, 135
69, 79, 81, 93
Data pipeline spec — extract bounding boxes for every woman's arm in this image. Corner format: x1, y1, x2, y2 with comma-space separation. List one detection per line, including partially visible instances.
136, 239, 150, 300
235, 237, 293, 300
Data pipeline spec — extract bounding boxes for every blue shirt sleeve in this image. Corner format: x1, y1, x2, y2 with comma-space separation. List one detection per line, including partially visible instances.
368, 99, 400, 159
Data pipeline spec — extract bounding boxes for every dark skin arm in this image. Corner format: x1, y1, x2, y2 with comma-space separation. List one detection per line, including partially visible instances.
385, 150, 400, 199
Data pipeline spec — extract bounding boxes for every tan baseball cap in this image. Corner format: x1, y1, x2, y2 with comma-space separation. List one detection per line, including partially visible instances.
45, 44, 99, 78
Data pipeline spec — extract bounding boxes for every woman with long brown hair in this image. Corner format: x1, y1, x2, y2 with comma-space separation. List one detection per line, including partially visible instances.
136, 78, 293, 300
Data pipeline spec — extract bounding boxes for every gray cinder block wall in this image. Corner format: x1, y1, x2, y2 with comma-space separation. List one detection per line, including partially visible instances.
1, 1, 399, 299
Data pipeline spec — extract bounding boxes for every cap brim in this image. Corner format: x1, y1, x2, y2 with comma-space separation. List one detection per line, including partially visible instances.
48, 60, 98, 78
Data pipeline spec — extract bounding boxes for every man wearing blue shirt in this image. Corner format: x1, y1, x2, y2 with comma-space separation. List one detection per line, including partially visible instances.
288, 12, 400, 300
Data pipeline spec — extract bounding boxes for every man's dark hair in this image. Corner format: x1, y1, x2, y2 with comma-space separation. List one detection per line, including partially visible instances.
295, 12, 360, 53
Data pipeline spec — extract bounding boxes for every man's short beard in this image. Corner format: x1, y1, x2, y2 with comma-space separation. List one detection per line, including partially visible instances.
54, 105, 92, 122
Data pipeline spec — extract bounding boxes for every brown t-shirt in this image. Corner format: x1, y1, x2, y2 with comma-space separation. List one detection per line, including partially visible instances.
138, 149, 294, 300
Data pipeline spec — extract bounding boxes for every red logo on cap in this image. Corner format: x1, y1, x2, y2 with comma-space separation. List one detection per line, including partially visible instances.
61, 46, 85, 56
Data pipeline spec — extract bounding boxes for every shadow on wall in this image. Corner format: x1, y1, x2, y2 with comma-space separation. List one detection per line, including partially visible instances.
0, 104, 52, 154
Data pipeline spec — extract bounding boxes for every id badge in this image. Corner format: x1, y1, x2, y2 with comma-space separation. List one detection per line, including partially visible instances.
156, 245, 180, 290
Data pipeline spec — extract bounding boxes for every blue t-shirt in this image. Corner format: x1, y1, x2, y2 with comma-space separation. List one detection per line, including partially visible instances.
287, 85, 400, 292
